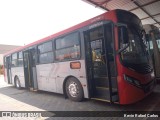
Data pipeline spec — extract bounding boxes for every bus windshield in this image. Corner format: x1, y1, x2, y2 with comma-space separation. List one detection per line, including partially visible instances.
120, 26, 149, 65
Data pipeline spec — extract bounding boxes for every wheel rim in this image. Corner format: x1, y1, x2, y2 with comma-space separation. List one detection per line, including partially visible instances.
16, 79, 20, 88
68, 82, 79, 97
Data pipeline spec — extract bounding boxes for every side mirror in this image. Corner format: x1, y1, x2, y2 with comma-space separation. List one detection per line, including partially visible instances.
119, 26, 129, 44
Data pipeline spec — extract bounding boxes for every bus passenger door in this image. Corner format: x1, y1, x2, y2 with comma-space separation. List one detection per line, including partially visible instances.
23, 49, 37, 90
84, 22, 118, 103
6, 56, 12, 84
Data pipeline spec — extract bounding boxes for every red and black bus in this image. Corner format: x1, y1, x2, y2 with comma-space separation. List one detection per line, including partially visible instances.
4, 9, 155, 104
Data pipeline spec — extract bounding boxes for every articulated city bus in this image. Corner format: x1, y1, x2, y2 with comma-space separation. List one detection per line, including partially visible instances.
3, 9, 155, 104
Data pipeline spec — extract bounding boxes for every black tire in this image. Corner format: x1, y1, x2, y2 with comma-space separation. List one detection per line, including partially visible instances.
65, 77, 84, 102
15, 77, 21, 89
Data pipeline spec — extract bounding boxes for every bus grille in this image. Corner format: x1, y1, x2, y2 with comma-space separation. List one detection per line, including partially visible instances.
129, 64, 152, 74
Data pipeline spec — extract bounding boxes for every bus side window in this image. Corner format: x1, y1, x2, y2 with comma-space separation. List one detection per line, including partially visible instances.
38, 41, 54, 64
55, 32, 80, 61
18, 51, 23, 67
11, 53, 18, 67
4, 57, 6, 68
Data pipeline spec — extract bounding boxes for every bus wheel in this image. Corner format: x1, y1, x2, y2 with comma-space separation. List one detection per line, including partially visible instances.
15, 77, 21, 89
65, 77, 84, 102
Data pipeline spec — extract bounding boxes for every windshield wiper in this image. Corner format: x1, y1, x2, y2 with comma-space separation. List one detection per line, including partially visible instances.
117, 43, 129, 54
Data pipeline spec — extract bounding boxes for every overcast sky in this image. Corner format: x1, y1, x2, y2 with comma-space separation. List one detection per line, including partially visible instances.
0, 0, 104, 46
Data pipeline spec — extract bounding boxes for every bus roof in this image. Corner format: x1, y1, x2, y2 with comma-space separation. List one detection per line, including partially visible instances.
4, 10, 118, 56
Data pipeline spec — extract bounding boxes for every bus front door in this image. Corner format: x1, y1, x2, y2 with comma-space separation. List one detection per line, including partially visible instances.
84, 22, 118, 103
23, 49, 37, 90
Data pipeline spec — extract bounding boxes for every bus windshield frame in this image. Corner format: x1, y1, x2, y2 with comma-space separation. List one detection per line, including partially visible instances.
118, 24, 152, 73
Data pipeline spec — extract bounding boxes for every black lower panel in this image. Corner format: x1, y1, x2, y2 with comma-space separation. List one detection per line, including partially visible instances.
93, 87, 118, 102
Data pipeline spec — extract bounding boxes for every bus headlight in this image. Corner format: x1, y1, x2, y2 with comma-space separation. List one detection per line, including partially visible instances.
124, 74, 141, 87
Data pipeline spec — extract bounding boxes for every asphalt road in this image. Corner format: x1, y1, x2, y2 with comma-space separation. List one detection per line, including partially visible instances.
0, 75, 160, 120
